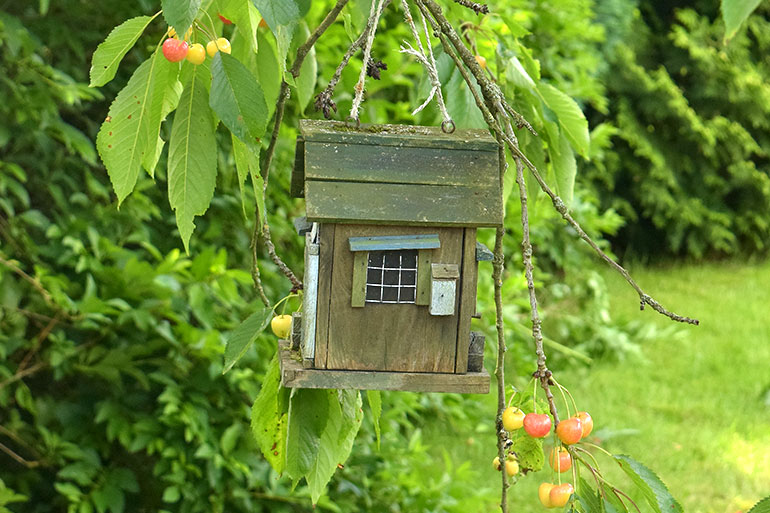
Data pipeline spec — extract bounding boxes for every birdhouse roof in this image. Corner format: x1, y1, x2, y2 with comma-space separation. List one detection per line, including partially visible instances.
292, 120, 503, 227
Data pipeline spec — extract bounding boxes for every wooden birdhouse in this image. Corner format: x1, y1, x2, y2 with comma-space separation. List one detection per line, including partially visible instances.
279, 120, 501, 394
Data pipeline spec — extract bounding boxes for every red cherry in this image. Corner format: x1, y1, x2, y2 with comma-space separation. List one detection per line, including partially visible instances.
556, 417, 583, 445
522, 413, 551, 438
575, 411, 593, 438
162, 38, 189, 62
218, 13, 233, 24
549, 483, 574, 507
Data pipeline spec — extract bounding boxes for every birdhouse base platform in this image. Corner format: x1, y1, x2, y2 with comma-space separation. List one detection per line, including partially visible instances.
278, 341, 489, 394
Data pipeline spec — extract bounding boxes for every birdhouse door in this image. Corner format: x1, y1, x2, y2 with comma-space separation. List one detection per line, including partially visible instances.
313, 224, 475, 374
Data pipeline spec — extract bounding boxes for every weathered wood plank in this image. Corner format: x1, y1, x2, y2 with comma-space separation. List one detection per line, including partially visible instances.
301, 232, 318, 362
455, 228, 478, 374
416, 249, 432, 306
351, 251, 367, 308
305, 181, 503, 227
291, 137, 305, 198
299, 119, 498, 152
291, 312, 302, 352
314, 224, 335, 369
304, 142, 498, 187
327, 225, 462, 373
468, 331, 485, 372
349, 234, 440, 252
280, 341, 489, 393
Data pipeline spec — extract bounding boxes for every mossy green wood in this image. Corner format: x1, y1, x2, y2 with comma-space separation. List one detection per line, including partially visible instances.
305, 181, 502, 227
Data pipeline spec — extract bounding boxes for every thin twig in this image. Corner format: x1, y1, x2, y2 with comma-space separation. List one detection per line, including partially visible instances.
253, 0, 350, 293
0, 256, 74, 318
0, 361, 48, 391
420, 0, 698, 326
250, 223, 271, 307
0, 440, 41, 468
453, 0, 489, 15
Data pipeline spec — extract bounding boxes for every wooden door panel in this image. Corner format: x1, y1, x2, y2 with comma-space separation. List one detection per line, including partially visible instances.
327, 224, 464, 372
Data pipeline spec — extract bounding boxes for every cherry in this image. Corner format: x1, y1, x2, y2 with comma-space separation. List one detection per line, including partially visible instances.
575, 411, 593, 438
549, 483, 574, 507
522, 413, 551, 438
502, 407, 525, 431
556, 417, 583, 445
218, 13, 233, 25
207, 37, 232, 57
549, 447, 572, 473
162, 38, 189, 62
186, 43, 206, 65
505, 459, 519, 477
270, 314, 292, 339
492, 456, 501, 471
538, 483, 554, 507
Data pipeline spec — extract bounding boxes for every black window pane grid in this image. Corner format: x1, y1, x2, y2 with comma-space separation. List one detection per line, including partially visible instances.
366, 250, 418, 304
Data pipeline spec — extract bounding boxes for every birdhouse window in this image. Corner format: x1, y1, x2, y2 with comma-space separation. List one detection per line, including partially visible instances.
365, 250, 418, 304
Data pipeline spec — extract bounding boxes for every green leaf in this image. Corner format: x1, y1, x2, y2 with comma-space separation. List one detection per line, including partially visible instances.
614, 455, 683, 513
231, 133, 261, 218
294, 22, 317, 113
366, 390, 382, 448
250, 0, 300, 29
168, 65, 217, 252
223, 307, 272, 373
549, 131, 577, 207
721, 0, 763, 41
144, 79, 183, 178
306, 390, 363, 504
537, 82, 590, 157
89, 16, 154, 87
220, 0, 261, 52
511, 434, 543, 472
576, 478, 602, 513
285, 389, 331, 480
161, 486, 180, 503
445, 66, 487, 130
747, 495, 770, 513
96, 52, 177, 205
210, 53, 268, 148
505, 55, 535, 89
161, 0, 201, 34
602, 483, 629, 512
255, 30, 281, 119
251, 354, 290, 474
220, 423, 242, 455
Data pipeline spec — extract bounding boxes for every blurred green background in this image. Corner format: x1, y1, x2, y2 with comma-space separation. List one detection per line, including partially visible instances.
1, 0, 768, 512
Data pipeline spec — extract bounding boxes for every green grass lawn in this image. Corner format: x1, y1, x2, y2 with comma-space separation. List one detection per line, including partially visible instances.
428, 260, 770, 512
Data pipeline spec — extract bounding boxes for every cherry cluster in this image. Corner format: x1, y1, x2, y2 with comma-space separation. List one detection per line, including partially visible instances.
498, 404, 594, 508
161, 14, 239, 65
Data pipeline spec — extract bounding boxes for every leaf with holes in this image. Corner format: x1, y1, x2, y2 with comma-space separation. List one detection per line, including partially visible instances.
614, 455, 683, 513
210, 53, 268, 149
223, 307, 272, 373
511, 434, 543, 472
89, 15, 155, 87
538, 82, 589, 157
251, 354, 290, 474
161, 0, 201, 34
96, 52, 177, 205
306, 390, 363, 504
168, 65, 217, 252
721, 0, 763, 41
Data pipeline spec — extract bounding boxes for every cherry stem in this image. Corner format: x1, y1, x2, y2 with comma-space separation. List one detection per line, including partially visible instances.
532, 378, 537, 412
194, 21, 216, 42
202, 10, 219, 40
552, 377, 579, 415
581, 441, 615, 460
553, 380, 571, 418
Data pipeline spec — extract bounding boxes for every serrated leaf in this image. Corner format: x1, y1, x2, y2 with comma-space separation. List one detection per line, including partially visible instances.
285, 389, 331, 480
251, 354, 290, 474
167, 67, 217, 251
221, 0, 261, 52
223, 307, 272, 373
445, 66, 487, 130
231, 134, 261, 218
96, 52, 177, 205
250, 0, 300, 29
550, 131, 577, 207
306, 390, 363, 504
538, 82, 589, 157
602, 483, 629, 513
210, 53, 268, 148
295, 22, 317, 113
256, 30, 280, 119
366, 390, 382, 448
614, 455, 683, 513
722, 0, 762, 41
90, 16, 154, 88
577, 478, 602, 513
161, 0, 201, 34
505, 55, 535, 89
511, 434, 543, 471
747, 495, 770, 513
143, 79, 183, 177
